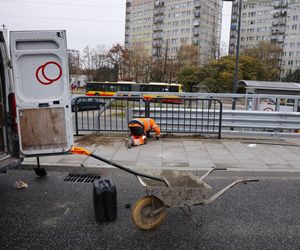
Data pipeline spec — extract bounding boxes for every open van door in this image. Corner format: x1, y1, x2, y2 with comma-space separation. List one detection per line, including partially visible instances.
10, 30, 73, 156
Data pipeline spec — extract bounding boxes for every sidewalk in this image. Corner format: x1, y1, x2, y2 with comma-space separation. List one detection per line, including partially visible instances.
21, 135, 300, 177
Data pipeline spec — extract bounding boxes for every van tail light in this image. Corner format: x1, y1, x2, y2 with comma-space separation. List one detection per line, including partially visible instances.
8, 93, 18, 133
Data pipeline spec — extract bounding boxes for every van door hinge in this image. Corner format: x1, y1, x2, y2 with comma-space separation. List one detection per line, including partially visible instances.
6, 60, 12, 68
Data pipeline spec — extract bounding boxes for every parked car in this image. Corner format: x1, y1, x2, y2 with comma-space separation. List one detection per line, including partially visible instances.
71, 96, 105, 112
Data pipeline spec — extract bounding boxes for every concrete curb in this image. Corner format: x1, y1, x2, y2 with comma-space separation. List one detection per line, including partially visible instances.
20, 162, 300, 178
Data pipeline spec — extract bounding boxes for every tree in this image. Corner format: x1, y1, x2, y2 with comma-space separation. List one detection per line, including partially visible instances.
177, 67, 200, 92
283, 69, 300, 82
199, 56, 235, 93
81, 46, 94, 81
200, 56, 264, 93
107, 44, 129, 81
127, 44, 152, 82
177, 44, 198, 68
81, 45, 119, 82
242, 41, 283, 81
177, 55, 264, 93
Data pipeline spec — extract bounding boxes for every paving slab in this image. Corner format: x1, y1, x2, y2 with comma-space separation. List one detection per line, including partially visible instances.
21, 136, 300, 177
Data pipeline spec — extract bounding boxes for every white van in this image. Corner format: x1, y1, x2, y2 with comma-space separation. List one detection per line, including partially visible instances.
0, 29, 73, 172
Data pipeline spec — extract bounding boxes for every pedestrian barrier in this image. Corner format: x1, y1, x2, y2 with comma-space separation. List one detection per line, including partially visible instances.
73, 96, 223, 138
73, 95, 300, 137
73, 96, 145, 135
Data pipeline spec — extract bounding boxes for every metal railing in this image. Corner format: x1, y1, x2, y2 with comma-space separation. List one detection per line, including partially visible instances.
72, 94, 300, 137
73, 96, 145, 135
73, 96, 223, 139
143, 97, 222, 138
221, 110, 300, 131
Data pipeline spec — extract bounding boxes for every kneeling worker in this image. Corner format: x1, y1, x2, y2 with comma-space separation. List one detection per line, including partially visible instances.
126, 118, 160, 148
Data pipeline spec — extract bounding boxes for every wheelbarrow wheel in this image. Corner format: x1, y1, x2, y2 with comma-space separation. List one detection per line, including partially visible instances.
132, 195, 166, 230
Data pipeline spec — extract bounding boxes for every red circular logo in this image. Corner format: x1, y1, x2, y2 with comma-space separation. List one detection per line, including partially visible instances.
36, 61, 62, 85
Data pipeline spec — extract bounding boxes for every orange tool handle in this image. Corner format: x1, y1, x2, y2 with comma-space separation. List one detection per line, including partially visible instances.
71, 147, 91, 156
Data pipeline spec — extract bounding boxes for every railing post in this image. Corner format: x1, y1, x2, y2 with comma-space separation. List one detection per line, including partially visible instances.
75, 99, 79, 136
218, 100, 223, 139
145, 99, 150, 118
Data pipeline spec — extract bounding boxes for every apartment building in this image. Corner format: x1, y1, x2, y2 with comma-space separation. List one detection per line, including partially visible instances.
125, 0, 222, 65
229, 0, 300, 76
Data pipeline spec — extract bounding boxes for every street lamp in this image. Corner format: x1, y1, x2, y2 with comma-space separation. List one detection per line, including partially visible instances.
223, 0, 242, 110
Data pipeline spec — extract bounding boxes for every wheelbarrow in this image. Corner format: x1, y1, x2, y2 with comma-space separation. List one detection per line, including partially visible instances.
71, 147, 259, 230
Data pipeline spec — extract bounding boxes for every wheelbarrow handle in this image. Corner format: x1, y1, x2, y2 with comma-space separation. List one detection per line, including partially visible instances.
241, 178, 259, 183
202, 178, 259, 205
199, 167, 227, 181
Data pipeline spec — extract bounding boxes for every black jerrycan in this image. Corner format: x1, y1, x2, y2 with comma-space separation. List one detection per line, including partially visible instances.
93, 179, 117, 222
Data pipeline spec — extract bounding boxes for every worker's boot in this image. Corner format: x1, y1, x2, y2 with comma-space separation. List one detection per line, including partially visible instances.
125, 137, 132, 149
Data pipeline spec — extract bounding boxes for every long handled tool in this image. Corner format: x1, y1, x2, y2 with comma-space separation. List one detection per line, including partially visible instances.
71, 147, 165, 183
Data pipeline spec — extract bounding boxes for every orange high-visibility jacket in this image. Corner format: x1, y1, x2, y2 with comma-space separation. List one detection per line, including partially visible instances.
129, 118, 160, 137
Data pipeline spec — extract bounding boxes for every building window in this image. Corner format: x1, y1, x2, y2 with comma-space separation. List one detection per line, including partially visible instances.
289, 52, 294, 57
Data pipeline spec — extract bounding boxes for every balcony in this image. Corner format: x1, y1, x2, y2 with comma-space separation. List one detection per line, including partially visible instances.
192, 28, 199, 36
192, 38, 199, 45
271, 40, 277, 44
281, 0, 288, 8
194, 0, 201, 8
153, 25, 163, 32
154, 9, 164, 16
231, 14, 237, 21
233, 0, 238, 6
271, 29, 278, 35
278, 35, 284, 42
154, 17, 164, 24
153, 33, 163, 40
193, 20, 200, 27
272, 20, 279, 26
152, 41, 162, 47
273, 10, 280, 18
281, 10, 287, 16
154, 0, 164, 8
278, 17, 287, 25
194, 10, 201, 18
278, 27, 285, 34
273, 1, 280, 8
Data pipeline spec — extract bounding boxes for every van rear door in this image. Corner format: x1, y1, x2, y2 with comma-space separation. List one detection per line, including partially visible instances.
10, 30, 73, 156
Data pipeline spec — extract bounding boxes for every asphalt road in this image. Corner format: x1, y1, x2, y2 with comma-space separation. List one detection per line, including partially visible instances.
0, 170, 299, 250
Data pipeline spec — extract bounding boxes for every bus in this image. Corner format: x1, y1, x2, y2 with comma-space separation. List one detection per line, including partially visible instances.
85, 81, 183, 102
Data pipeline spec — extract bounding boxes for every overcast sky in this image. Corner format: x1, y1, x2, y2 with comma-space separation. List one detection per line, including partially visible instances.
0, 0, 232, 53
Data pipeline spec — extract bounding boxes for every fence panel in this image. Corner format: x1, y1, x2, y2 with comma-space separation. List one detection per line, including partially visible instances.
73, 96, 145, 135
134, 98, 223, 139
73, 96, 223, 138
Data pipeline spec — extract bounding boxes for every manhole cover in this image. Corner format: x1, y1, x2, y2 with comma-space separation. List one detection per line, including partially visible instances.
63, 173, 101, 183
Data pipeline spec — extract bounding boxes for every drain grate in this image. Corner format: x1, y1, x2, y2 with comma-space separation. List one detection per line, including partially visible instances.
63, 173, 101, 183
